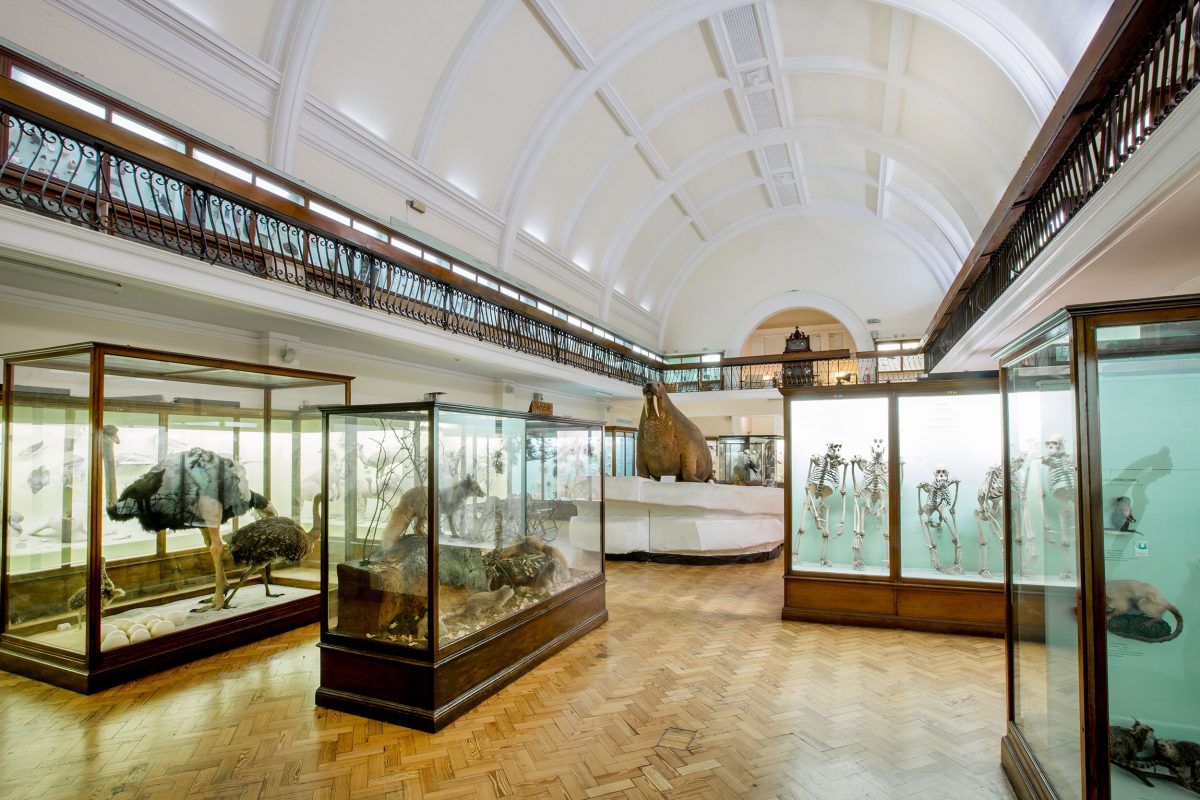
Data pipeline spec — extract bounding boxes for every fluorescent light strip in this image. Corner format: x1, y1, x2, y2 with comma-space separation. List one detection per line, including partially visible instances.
194, 149, 252, 182
112, 112, 185, 153
309, 200, 351, 226
12, 66, 105, 117
255, 176, 304, 204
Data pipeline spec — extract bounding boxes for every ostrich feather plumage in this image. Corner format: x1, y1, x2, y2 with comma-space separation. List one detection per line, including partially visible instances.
107, 447, 267, 531
221, 495, 322, 607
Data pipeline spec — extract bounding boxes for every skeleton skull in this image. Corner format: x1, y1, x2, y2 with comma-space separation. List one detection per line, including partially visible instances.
1044, 435, 1066, 456
870, 438, 885, 457
826, 442, 842, 457
934, 467, 951, 487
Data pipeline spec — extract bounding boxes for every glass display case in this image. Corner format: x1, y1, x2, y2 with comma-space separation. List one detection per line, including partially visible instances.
781, 375, 1005, 635
998, 297, 1200, 800
715, 435, 784, 487
0, 343, 351, 692
605, 426, 638, 477
317, 401, 607, 731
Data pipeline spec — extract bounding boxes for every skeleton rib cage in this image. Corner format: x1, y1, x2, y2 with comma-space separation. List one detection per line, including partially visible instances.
807, 454, 843, 491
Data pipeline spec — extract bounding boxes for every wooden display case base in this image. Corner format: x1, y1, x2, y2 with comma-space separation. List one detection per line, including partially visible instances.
1000, 725, 1053, 800
316, 578, 607, 732
0, 594, 320, 693
782, 574, 1004, 637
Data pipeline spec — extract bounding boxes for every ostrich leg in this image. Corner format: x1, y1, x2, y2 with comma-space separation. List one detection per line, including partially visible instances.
192, 496, 228, 612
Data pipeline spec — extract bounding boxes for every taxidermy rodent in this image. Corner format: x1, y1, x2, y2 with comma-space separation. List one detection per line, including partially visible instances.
377, 475, 485, 552
1106, 579, 1183, 643
459, 585, 514, 616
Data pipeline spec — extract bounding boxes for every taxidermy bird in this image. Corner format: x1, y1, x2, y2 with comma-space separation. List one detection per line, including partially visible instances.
221, 494, 322, 608
66, 557, 125, 626
102, 424, 269, 611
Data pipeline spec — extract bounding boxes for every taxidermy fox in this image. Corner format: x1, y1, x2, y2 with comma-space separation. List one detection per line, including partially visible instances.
378, 475, 485, 552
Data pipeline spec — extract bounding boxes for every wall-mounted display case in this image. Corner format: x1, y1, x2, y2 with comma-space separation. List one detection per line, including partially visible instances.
715, 435, 784, 487
781, 375, 1005, 635
604, 425, 638, 477
997, 297, 1200, 800
0, 343, 351, 692
316, 401, 607, 731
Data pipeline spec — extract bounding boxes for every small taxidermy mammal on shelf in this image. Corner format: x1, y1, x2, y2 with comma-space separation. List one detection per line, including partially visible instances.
1152, 735, 1200, 792
375, 475, 485, 553
1107, 579, 1184, 643
455, 585, 515, 617
1109, 720, 1157, 786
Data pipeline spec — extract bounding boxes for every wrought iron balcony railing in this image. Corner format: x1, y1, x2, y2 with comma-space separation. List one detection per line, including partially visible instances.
0, 76, 661, 387
662, 351, 925, 392
927, 0, 1199, 369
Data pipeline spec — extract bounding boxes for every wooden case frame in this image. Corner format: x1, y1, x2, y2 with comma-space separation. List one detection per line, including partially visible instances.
316, 401, 608, 732
0, 342, 352, 692
780, 375, 1005, 636
996, 295, 1200, 800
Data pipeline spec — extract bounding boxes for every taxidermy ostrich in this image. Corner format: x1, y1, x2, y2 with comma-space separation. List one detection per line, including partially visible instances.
102, 424, 269, 611
221, 494, 322, 608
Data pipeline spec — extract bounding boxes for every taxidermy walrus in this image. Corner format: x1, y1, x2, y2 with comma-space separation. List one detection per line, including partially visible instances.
636, 380, 714, 482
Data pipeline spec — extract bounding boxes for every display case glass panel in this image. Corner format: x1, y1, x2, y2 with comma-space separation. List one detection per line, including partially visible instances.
1096, 319, 1200, 798
789, 396, 889, 574
323, 404, 604, 654
1005, 323, 1083, 799
324, 408, 431, 647
607, 428, 637, 477
898, 392, 1003, 582
5, 353, 92, 651
1, 345, 350, 674
716, 436, 764, 485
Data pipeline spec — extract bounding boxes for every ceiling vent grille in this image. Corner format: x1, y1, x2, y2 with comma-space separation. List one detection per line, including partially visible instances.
764, 143, 791, 172
747, 90, 781, 130
722, 6, 765, 64
777, 184, 802, 205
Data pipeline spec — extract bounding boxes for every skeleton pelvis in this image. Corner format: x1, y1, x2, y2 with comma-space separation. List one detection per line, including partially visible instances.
807, 484, 834, 498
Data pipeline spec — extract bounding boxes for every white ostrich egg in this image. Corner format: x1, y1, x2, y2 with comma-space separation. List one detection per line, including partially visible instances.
129, 627, 152, 644
138, 614, 162, 625
113, 619, 134, 633
149, 620, 175, 637
101, 631, 130, 651
99, 623, 115, 638
165, 611, 187, 625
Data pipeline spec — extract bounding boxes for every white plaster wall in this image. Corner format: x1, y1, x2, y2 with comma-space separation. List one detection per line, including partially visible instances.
664, 215, 942, 352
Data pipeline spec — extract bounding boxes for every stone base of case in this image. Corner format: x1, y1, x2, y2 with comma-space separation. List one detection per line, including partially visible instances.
782, 574, 1004, 636
0, 593, 320, 693
316, 577, 606, 732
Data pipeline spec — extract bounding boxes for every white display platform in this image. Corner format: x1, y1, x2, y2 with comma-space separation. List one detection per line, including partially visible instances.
570, 477, 783, 562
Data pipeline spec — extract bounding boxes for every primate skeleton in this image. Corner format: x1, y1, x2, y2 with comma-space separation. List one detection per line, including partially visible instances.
849, 438, 888, 570
917, 467, 963, 574
1041, 434, 1076, 579
973, 463, 1003, 577
797, 443, 848, 567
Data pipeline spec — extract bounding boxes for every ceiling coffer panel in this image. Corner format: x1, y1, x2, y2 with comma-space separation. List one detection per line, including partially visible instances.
701, 185, 772, 232
558, 0, 650, 54
620, 202, 690, 292
308, 0, 486, 154
639, 225, 707, 309
648, 91, 742, 170
523, 96, 628, 249
164, 0, 281, 64
609, 24, 722, 122
897, 92, 1006, 207
569, 147, 659, 261
805, 174, 870, 208
887, 192, 960, 265
799, 140, 872, 174
788, 73, 885, 129
432, 2, 573, 207
683, 153, 760, 207
775, 0, 891, 62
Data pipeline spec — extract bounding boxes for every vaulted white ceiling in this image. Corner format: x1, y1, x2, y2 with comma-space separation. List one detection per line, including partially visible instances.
8, 0, 1112, 351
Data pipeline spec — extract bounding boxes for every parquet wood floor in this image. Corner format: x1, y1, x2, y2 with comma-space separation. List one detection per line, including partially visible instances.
0, 560, 1015, 800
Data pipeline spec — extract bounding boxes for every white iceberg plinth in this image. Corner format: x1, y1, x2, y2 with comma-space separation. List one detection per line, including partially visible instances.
571, 476, 783, 559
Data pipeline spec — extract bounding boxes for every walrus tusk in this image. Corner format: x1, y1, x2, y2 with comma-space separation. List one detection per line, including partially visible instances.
650, 396, 659, 418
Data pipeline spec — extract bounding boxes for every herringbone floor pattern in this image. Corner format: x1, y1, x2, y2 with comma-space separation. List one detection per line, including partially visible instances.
0, 561, 1014, 800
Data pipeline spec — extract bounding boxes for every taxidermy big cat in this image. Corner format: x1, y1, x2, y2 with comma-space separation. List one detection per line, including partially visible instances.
1106, 579, 1184, 643
377, 475, 485, 553
1109, 720, 1156, 785
1153, 736, 1200, 791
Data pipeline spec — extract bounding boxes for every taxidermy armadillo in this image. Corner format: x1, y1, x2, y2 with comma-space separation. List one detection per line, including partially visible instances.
459, 585, 514, 616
